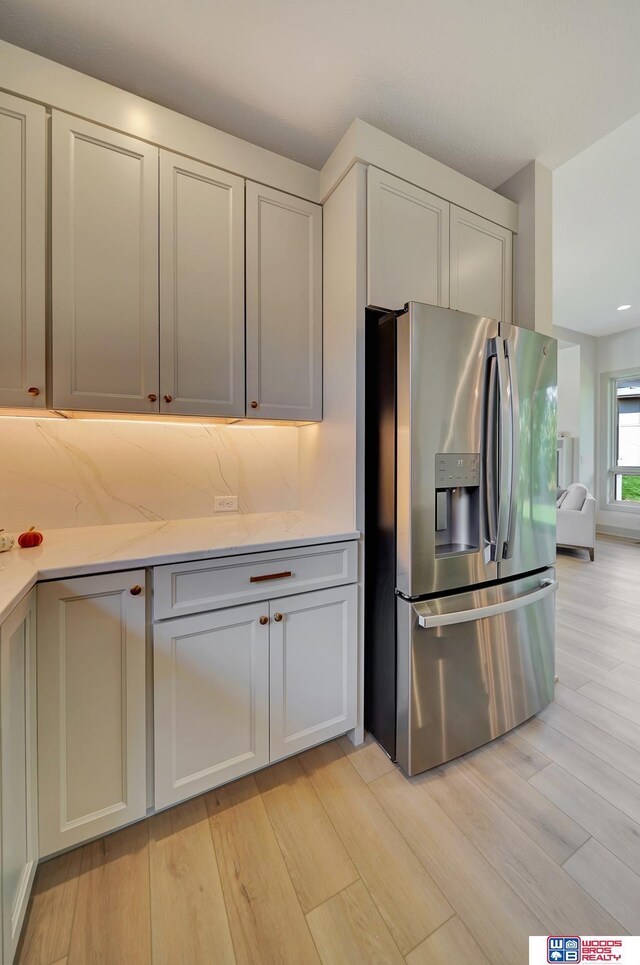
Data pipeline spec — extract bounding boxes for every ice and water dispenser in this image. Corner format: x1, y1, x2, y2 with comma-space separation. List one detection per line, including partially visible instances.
434, 453, 480, 557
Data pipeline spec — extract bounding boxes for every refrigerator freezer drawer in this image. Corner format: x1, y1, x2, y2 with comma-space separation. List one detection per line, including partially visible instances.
396, 568, 557, 776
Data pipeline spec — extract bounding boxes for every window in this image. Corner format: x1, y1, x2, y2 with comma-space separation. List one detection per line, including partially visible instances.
610, 375, 640, 504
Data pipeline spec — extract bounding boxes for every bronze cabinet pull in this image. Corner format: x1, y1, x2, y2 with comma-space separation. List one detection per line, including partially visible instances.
250, 400, 258, 409
27, 387, 40, 396
259, 615, 269, 625
274, 612, 283, 622
249, 571, 292, 584
130, 585, 142, 596
164, 394, 173, 403
147, 393, 157, 402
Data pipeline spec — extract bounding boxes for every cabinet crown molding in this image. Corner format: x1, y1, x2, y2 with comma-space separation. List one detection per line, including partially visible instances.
320, 118, 519, 233
0, 39, 320, 202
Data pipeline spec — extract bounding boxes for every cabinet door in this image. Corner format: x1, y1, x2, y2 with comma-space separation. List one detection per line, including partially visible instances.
269, 584, 357, 761
160, 152, 245, 417
450, 205, 513, 322
0, 590, 37, 965
51, 113, 159, 412
154, 603, 269, 809
367, 166, 449, 311
246, 182, 322, 421
0, 93, 46, 408
37, 572, 147, 856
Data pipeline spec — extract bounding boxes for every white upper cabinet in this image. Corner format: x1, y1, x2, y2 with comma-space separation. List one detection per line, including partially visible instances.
37, 571, 147, 856
51, 113, 159, 412
0, 93, 46, 408
160, 152, 245, 417
246, 182, 322, 422
450, 205, 513, 322
367, 166, 450, 311
1, 589, 38, 965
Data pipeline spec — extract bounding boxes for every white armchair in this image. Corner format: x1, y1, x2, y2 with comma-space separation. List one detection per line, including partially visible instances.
556, 483, 597, 561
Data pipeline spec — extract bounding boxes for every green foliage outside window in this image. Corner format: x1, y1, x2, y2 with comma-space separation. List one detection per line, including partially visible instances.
621, 475, 640, 501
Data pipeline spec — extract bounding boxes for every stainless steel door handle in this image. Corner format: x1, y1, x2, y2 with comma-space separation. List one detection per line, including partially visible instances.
495, 336, 513, 562
484, 346, 499, 556
502, 339, 519, 560
413, 578, 558, 629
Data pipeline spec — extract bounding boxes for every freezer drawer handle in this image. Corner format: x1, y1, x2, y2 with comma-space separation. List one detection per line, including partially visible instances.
413, 578, 558, 629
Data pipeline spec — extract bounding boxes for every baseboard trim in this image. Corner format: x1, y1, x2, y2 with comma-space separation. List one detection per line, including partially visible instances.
596, 524, 640, 541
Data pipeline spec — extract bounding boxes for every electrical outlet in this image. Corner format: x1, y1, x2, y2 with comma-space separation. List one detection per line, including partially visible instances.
214, 495, 239, 513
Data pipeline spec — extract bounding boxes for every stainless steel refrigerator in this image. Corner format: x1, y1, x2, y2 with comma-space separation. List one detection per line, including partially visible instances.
365, 302, 558, 776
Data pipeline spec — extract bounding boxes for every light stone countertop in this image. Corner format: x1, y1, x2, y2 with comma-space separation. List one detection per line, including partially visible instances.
0, 512, 359, 623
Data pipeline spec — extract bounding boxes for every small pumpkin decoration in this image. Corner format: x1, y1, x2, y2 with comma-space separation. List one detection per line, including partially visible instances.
18, 526, 43, 548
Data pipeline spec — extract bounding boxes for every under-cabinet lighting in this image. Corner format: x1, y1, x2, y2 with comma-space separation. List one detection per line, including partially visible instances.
0, 409, 310, 428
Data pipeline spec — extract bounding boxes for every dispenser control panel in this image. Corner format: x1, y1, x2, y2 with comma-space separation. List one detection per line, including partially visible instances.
436, 453, 480, 487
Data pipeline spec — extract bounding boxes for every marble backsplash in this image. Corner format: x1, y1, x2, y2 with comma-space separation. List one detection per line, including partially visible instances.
0, 417, 299, 532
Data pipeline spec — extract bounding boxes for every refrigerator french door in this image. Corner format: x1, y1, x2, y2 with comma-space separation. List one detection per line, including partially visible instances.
365, 302, 558, 775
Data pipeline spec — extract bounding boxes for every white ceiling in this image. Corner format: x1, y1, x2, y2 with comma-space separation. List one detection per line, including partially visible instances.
553, 110, 640, 337
2, 0, 640, 189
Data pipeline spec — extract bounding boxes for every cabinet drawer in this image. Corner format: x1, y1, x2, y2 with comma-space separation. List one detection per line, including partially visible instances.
153, 541, 357, 620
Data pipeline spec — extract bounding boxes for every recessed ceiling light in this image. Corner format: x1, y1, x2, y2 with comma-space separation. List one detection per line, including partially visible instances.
617, 304, 631, 311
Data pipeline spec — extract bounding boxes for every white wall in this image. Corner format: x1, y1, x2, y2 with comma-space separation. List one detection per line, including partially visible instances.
553, 325, 597, 493
596, 326, 640, 538
298, 164, 364, 532
557, 343, 581, 432
498, 160, 553, 335
597, 326, 640, 374
557, 344, 581, 483
0, 417, 299, 532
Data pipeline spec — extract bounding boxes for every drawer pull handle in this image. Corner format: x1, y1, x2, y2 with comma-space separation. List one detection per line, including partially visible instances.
130, 585, 143, 596
274, 612, 283, 622
249, 571, 293, 584
27, 386, 40, 397
259, 615, 269, 625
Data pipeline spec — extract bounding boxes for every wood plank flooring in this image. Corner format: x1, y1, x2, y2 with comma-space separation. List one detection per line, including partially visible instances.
17, 535, 640, 964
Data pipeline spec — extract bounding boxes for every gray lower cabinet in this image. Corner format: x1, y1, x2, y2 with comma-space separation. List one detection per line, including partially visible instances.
153, 602, 271, 809
269, 584, 357, 761
8, 540, 356, 958
0, 589, 38, 965
153, 583, 357, 809
36, 572, 147, 857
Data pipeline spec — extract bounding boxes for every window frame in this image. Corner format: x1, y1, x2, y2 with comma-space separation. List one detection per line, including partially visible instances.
606, 372, 640, 510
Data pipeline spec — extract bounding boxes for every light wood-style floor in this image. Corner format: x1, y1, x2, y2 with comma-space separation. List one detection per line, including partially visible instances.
17, 536, 640, 965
